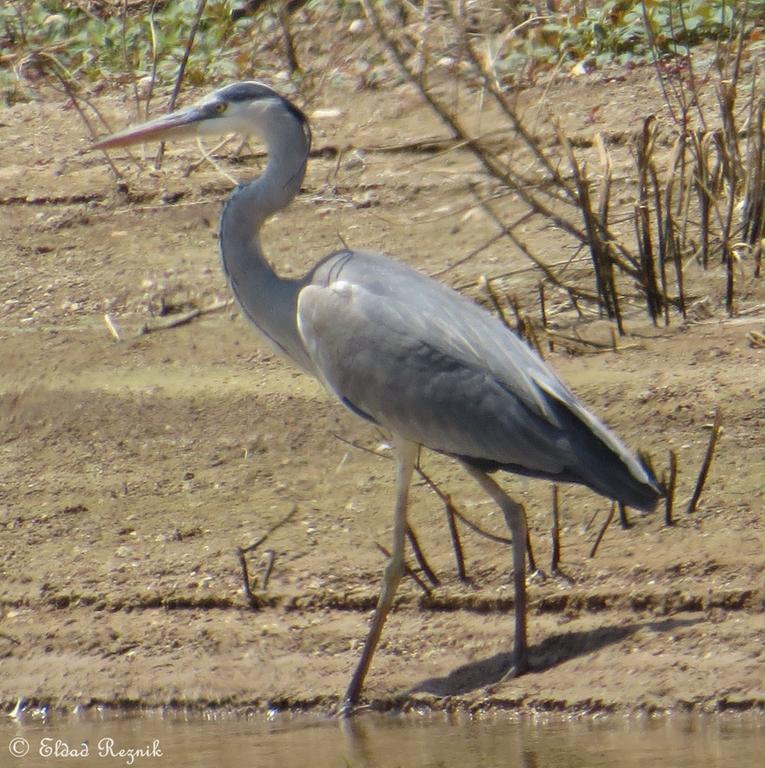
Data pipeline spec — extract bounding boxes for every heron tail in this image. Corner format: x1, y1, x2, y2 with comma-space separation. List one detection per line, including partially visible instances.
546, 397, 664, 512
459, 398, 664, 512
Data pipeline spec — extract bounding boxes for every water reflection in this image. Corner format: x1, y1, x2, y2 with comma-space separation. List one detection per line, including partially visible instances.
2, 709, 763, 768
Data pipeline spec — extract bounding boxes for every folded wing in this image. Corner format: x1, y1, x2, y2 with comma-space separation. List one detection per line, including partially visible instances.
297, 251, 662, 511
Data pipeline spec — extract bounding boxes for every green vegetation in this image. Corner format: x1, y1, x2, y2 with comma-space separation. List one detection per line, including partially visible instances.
1, 1, 761, 104
0, 0, 250, 101
502, 0, 761, 74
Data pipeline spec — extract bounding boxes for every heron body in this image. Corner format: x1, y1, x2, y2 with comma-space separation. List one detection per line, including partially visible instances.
94, 81, 663, 712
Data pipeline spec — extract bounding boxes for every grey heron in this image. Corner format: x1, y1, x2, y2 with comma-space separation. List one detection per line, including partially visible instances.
93, 81, 663, 712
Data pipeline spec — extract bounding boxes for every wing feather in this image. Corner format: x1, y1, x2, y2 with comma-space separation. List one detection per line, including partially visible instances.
295, 250, 660, 509
297, 270, 574, 474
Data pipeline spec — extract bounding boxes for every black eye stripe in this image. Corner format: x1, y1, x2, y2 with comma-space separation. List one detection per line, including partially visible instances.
216, 82, 277, 103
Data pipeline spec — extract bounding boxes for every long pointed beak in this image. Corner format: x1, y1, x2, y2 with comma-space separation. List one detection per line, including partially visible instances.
92, 104, 211, 150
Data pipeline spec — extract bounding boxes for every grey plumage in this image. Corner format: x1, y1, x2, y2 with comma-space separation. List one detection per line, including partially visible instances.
299, 249, 660, 511
93, 81, 663, 712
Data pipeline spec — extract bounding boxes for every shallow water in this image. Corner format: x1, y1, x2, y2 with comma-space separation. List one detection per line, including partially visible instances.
2, 710, 763, 767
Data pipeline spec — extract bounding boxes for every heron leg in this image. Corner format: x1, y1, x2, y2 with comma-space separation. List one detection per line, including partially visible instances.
461, 464, 529, 676
341, 437, 417, 713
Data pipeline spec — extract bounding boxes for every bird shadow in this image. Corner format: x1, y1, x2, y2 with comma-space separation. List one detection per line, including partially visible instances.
409, 616, 702, 697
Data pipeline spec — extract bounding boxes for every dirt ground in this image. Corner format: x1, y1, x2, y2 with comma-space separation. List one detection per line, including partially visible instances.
1, 64, 763, 718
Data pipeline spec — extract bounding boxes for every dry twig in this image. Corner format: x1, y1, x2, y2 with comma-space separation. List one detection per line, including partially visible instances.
686, 408, 723, 514
154, 0, 208, 169
138, 298, 232, 336
550, 484, 561, 573
664, 449, 678, 526
589, 502, 616, 559
375, 542, 432, 596
237, 504, 298, 609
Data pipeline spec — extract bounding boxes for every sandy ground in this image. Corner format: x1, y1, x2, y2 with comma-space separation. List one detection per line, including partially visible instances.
1, 62, 764, 717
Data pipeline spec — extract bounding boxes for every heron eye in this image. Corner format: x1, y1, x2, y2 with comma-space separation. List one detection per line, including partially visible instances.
214, 102, 227, 114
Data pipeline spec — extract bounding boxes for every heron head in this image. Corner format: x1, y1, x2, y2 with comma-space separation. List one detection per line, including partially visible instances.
92, 81, 309, 150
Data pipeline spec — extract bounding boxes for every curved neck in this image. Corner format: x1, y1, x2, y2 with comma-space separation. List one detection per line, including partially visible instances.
219, 111, 314, 373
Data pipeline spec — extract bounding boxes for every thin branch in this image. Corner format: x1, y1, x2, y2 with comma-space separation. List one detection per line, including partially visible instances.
406, 524, 440, 587
237, 504, 298, 609
664, 450, 678, 526
137, 298, 232, 336
376, 542, 432, 596
550, 485, 561, 572
686, 408, 723, 514
155, 0, 208, 169
589, 502, 616, 559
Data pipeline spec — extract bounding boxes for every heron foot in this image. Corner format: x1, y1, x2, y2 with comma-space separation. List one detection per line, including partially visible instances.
527, 568, 547, 584
551, 566, 575, 585
527, 567, 575, 586
336, 698, 368, 718
484, 656, 529, 696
